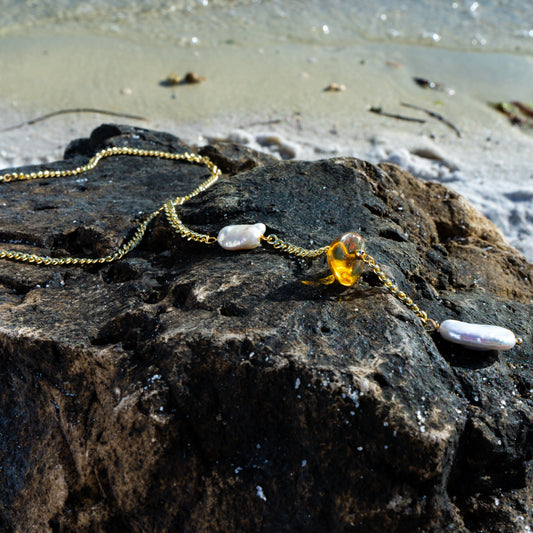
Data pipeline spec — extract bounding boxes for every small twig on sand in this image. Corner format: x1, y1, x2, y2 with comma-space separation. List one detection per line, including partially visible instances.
369, 106, 426, 123
490, 101, 533, 128
0, 108, 148, 133
241, 118, 284, 128
512, 101, 533, 118
401, 102, 461, 138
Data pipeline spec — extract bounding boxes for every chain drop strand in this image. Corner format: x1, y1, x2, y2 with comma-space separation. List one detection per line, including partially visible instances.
354, 251, 439, 331
0, 146, 437, 328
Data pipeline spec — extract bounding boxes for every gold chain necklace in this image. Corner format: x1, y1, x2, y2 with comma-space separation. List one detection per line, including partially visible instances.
0, 147, 524, 351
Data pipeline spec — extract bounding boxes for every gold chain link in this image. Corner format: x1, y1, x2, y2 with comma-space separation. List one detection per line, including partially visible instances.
0, 207, 163, 266
0, 146, 437, 329
354, 250, 438, 330
260, 234, 329, 258
163, 201, 217, 244
0, 147, 221, 265
0, 146, 221, 185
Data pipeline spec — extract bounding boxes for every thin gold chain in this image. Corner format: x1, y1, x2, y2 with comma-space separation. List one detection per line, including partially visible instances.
0, 146, 436, 329
260, 234, 329, 259
0, 146, 221, 185
163, 201, 217, 244
0, 147, 221, 265
0, 207, 162, 266
355, 251, 438, 330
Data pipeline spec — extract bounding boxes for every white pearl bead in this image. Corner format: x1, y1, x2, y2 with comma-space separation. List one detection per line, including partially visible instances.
439, 319, 516, 351
218, 223, 266, 251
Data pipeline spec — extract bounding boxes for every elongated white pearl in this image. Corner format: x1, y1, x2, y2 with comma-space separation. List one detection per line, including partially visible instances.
218, 223, 266, 251
439, 319, 516, 351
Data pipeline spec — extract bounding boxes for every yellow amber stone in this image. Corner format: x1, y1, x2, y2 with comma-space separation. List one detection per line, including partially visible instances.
327, 233, 365, 286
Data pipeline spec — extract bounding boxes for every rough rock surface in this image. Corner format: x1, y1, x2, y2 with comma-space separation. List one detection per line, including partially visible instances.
0, 124, 531, 533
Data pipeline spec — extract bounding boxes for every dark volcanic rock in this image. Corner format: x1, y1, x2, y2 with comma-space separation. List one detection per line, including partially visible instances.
0, 124, 531, 533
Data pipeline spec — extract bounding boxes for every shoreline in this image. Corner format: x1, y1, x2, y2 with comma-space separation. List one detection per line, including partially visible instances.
0, 33, 532, 260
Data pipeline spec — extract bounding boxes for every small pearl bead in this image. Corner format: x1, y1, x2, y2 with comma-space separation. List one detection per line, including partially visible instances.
439, 319, 517, 351
218, 223, 266, 251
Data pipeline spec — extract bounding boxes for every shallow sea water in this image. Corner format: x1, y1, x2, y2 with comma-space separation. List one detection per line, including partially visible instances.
1, 0, 533, 54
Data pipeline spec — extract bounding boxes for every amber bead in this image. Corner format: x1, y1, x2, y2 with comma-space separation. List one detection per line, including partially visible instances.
327, 233, 365, 286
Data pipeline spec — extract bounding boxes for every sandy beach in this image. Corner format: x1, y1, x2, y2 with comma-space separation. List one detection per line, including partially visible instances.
0, 22, 532, 261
